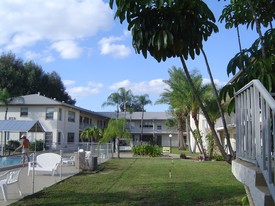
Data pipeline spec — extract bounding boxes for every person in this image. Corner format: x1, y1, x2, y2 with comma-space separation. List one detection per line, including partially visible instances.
14, 135, 30, 166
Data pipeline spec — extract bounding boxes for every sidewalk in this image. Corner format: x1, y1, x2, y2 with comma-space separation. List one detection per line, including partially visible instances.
0, 164, 79, 206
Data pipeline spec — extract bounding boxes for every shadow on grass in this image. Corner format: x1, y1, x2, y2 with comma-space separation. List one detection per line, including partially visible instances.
12, 181, 243, 206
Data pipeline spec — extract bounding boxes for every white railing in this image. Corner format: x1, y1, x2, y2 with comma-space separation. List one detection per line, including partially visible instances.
235, 79, 275, 200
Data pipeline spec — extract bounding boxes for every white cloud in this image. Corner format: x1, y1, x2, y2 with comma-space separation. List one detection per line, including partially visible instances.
203, 78, 226, 88
63, 80, 76, 86
109, 79, 168, 95
0, 0, 113, 59
51, 40, 83, 59
98, 34, 131, 58
66, 81, 103, 99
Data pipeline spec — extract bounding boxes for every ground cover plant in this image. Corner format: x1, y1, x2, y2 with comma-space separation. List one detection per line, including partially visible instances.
12, 158, 245, 206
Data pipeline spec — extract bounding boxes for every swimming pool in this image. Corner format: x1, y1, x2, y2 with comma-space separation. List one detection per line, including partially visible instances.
0, 156, 21, 167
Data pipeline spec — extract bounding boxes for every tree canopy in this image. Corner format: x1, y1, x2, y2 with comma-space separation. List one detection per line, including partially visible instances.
0, 52, 76, 105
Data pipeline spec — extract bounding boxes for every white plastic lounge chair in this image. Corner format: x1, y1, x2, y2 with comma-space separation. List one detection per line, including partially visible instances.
62, 155, 75, 165
28, 153, 61, 176
0, 168, 22, 202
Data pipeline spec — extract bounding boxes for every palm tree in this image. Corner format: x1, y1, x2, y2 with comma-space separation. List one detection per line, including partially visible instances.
117, 87, 133, 123
0, 88, 12, 155
100, 119, 131, 158
0, 88, 11, 120
102, 92, 121, 119
156, 67, 193, 150
80, 126, 102, 143
135, 94, 152, 144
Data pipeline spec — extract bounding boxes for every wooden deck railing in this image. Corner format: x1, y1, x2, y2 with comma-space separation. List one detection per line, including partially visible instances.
235, 79, 275, 200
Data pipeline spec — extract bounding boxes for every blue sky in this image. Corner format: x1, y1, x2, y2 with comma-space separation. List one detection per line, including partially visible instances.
0, 0, 260, 112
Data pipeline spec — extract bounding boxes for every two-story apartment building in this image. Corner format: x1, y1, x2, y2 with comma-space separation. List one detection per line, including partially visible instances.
0, 93, 180, 150
0, 93, 109, 150
98, 112, 181, 148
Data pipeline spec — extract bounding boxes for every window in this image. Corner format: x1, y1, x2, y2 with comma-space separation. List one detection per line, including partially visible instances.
58, 108, 62, 121
68, 133, 74, 142
68, 111, 75, 122
157, 125, 162, 130
20, 107, 28, 117
46, 108, 54, 120
45, 132, 53, 147
58, 132, 61, 144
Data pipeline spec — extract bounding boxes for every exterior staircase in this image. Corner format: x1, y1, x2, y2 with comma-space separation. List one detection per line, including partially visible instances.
233, 80, 275, 206
232, 159, 275, 206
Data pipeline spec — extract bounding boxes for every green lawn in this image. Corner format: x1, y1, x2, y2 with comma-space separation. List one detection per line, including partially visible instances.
12, 158, 246, 206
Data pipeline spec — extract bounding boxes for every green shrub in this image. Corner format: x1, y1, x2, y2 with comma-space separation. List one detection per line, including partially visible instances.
180, 153, 187, 159
132, 145, 162, 157
212, 155, 224, 161
7, 140, 20, 151
29, 140, 45, 151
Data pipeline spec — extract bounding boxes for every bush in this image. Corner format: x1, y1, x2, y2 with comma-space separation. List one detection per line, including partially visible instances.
212, 155, 224, 161
7, 140, 20, 151
29, 140, 45, 151
132, 145, 162, 157
180, 153, 187, 159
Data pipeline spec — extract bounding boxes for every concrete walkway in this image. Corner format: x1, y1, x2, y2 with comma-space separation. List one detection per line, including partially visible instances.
0, 164, 79, 206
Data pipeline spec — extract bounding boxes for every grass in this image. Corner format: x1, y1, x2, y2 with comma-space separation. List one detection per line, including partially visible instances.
12, 158, 245, 206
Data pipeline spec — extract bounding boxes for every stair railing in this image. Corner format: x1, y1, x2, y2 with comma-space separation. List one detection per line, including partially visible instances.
235, 79, 275, 200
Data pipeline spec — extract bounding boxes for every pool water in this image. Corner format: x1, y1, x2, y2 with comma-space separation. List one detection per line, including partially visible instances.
0, 156, 21, 167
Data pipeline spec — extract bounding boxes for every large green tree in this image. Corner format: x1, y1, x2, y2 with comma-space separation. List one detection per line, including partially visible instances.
109, 0, 233, 163
219, 0, 275, 114
0, 53, 75, 105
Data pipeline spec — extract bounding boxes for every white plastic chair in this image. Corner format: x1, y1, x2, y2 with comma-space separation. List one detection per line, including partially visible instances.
0, 168, 22, 202
62, 155, 75, 165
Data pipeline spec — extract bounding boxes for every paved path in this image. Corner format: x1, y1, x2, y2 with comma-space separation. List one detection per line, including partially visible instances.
0, 164, 79, 206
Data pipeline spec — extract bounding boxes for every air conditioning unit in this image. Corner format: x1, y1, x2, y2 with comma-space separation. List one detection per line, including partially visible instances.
8, 117, 16, 120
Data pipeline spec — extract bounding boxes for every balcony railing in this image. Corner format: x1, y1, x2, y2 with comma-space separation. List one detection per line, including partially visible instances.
235, 79, 275, 200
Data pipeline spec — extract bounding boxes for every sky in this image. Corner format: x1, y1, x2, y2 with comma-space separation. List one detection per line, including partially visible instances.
0, 0, 260, 112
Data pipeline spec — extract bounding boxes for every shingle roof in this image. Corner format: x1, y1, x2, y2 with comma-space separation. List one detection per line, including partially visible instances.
10, 94, 62, 105
96, 112, 172, 120
6, 93, 105, 118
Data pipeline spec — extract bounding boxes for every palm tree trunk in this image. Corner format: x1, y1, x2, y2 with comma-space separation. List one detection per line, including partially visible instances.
177, 111, 185, 150
185, 116, 192, 153
180, 55, 231, 163
201, 48, 235, 158
116, 138, 120, 158
140, 108, 144, 144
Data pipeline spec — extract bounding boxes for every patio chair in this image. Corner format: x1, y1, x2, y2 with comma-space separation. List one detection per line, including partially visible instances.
62, 155, 75, 165
28, 153, 61, 176
0, 168, 22, 202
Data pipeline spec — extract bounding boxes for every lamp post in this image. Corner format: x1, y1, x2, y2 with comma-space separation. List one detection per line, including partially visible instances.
169, 134, 172, 153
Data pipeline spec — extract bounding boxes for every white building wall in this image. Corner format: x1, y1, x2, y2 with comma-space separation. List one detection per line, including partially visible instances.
189, 112, 237, 154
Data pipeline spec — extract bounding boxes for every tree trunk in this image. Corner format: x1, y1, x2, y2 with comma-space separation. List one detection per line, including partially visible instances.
193, 116, 207, 158
116, 138, 120, 158
201, 49, 235, 158
247, 0, 266, 58
140, 108, 144, 144
180, 55, 231, 164
177, 111, 185, 150
185, 116, 192, 153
